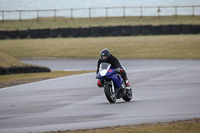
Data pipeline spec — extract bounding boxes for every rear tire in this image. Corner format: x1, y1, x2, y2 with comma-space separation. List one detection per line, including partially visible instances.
122, 89, 132, 102
104, 83, 116, 103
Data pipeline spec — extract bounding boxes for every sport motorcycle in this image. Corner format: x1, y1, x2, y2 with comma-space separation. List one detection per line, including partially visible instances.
96, 62, 132, 103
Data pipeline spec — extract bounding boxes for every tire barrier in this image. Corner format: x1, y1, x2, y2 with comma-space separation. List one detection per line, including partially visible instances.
80, 28, 90, 37
19, 30, 29, 39
30, 29, 39, 38
171, 25, 181, 34
131, 26, 141, 36
100, 27, 110, 36
151, 25, 161, 35
8, 30, 19, 39
192, 25, 200, 34
71, 28, 80, 37
0, 66, 51, 75
121, 26, 132, 36
110, 26, 121, 36
90, 27, 100, 37
60, 28, 71, 37
39, 28, 50, 38
161, 25, 171, 35
0, 24, 199, 39
181, 25, 192, 34
49, 28, 59, 38
141, 25, 152, 35
0, 30, 7, 39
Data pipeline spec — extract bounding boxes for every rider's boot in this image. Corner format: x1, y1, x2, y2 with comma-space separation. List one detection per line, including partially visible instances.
125, 78, 131, 90
121, 74, 131, 90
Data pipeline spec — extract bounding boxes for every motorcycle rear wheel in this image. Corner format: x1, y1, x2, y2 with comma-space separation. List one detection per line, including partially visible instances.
104, 83, 116, 103
122, 89, 132, 102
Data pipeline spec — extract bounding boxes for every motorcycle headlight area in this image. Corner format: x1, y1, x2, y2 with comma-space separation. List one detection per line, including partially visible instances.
100, 70, 108, 76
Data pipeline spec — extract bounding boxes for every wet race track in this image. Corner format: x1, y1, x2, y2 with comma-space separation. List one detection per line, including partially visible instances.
0, 60, 200, 133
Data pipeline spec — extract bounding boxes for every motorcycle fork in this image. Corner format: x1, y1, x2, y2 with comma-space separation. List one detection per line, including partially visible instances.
104, 80, 115, 93
110, 81, 115, 93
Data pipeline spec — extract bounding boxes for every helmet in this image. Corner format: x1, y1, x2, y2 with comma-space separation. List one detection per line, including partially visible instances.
100, 48, 110, 61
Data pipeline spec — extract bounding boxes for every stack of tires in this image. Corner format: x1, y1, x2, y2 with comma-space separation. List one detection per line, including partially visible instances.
0, 24, 199, 39
0, 66, 51, 75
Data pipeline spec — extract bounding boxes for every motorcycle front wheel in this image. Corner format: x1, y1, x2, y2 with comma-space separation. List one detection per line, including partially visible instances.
104, 83, 116, 103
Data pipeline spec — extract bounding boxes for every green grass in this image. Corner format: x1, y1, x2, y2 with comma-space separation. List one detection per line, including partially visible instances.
0, 35, 200, 59
43, 119, 200, 133
0, 52, 26, 67
0, 16, 200, 30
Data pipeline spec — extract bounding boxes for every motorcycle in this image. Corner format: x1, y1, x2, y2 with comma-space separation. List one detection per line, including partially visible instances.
96, 62, 132, 103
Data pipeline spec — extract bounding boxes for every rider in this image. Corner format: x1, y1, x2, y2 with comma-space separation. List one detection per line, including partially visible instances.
96, 48, 131, 89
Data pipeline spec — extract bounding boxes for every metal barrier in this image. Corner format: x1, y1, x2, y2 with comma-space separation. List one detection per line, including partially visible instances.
1, 5, 200, 22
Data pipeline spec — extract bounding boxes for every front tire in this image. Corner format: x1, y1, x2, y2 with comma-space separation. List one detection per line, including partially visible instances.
104, 83, 116, 103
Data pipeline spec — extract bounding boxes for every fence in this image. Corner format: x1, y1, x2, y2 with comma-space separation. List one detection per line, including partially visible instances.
1, 5, 200, 22
0, 24, 200, 39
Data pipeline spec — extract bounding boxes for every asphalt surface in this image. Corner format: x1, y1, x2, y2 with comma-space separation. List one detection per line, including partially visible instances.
0, 60, 200, 133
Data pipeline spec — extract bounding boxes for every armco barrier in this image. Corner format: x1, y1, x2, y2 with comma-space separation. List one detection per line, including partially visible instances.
121, 26, 132, 36
19, 30, 29, 39
100, 27, 110, 36
80, 28, 90, 37
151, 25, 161, 35
60, 28, 71, 37
171, 25, 181, 34
49, 28, 59, 38
0, 24, 200, 39
181, 25, 192, 34
192, 25, 200, 34
141, 25, 151, 35
90, 27, 100, 37
131, 26, 141, 35
110, 26, 121, 36
8, 30, 19, 39
161, 25, 171, 35
30, 29, 39, 38
71, 28, 80, 37
39, 29, 50, 38
0, 30, 7, 39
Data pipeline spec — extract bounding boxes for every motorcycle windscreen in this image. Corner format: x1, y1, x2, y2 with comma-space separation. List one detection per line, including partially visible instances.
99, 63, 111, 76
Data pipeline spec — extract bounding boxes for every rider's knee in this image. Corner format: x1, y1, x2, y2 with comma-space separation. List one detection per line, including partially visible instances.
120, 69, 127, 78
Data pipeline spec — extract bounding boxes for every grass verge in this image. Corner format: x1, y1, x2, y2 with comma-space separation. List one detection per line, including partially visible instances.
0, 52, 26, 67
0, 35, 200, 59
43, 118, 200, 133
1, 16, 200, 30
0, 70, 94, 88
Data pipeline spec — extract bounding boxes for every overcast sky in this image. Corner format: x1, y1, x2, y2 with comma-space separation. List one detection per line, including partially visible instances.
0, 0, 200, 10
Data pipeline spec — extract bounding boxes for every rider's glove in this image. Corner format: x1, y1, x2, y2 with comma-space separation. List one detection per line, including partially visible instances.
115, 68, 121, 73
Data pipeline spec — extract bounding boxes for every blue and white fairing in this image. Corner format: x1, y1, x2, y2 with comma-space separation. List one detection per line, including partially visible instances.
96, 62, 123, 88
